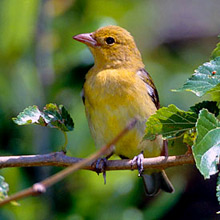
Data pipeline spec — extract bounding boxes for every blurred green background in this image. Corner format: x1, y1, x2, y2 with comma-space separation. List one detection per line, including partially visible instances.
0, 0, 220, 219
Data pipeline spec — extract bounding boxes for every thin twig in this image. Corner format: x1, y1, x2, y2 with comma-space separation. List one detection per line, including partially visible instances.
0, 119, 137, 207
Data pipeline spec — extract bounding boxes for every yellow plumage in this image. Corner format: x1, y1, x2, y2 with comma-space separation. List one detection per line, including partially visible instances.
84, 68, 162, 158
73, 25, 174, 195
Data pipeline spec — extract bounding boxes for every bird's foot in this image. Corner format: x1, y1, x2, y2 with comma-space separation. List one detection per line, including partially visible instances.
92, 157, 107, 184
131, 151, 144, 176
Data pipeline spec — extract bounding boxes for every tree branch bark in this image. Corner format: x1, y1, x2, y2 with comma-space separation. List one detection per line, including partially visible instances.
0, 152, 194, 171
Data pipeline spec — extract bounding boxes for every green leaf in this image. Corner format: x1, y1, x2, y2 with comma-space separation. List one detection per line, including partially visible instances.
192, 109, 220, 179
217, 172, 220, 214
144, 104, 198, 140
60, 105, 75, 131
43, 104, 74, 132
0, 175, 9, 201
211, 42, 220, 59
13, 103, 74, 132
174, 57, 220, 97
217, 172, 220, 209
190, 101, 219, 116
12, 105, 42, 125
0, 176, 19, 206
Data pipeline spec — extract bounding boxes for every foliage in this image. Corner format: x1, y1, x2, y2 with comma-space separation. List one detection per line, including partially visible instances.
193, 109, 220, 179
12, 103, 74, 151
190, 101, 219, 116
217, 172, 220, 214
144, 104, 197, 140
0, 176, 9, 201
173, 57, 220, 97
0, 176, 18, 206
12, 103, 74, 132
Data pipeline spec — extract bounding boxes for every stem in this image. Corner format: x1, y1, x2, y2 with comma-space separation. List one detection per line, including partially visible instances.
61, 131, 68, 153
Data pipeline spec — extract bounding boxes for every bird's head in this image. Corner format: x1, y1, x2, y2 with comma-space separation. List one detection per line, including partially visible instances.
73, 25, 144, 69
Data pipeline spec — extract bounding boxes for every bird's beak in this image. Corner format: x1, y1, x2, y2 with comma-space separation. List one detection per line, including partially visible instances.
72, 33, 97, 46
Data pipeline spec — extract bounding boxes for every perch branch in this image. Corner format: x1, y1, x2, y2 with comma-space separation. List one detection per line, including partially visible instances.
0, 153, 194, 170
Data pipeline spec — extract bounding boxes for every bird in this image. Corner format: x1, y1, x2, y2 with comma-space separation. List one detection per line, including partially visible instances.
73, 25, 174, 196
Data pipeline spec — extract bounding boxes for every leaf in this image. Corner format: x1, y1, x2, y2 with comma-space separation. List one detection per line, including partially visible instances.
207, 84, 220, 102
0, 176, 19, 206
192, 109, 220, 179
0, 176, 9, 201
12, 105, 42, 125
43, 104, 74, 132
217, 172, 220, 209
211, 42, 220, 59
183, 130, 196, 146
144, 104, 198, 140
13, 103, 74, 132
174, 57, 220, 97
190, 101, 219, 116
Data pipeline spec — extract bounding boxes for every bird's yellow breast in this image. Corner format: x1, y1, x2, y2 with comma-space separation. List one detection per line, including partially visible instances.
84, 68, 162, 158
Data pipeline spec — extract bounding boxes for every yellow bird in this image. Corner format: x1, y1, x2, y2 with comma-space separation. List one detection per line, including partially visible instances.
73, 25, 174, 196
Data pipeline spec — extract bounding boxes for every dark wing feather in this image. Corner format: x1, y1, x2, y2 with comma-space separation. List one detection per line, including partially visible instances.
137, 68, 160, 109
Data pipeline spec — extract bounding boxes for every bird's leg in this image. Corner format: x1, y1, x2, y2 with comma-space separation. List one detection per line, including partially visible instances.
161, 140, 168, 157
92, 152, 113, 184
95, 157, 107, 183
131, 151, 144, 176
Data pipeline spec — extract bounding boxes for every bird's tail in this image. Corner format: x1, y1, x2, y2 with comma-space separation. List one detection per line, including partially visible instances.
141, 170, 174, 196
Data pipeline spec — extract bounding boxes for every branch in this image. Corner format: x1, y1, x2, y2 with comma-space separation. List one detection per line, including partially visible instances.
0, 119, 137, 207
0, 152, 194, 171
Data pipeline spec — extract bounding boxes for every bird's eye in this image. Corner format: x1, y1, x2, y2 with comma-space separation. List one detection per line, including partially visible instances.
105, 37, 115, 45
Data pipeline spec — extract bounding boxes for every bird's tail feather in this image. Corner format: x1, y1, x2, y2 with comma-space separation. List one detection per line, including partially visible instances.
141, 170, 174, 196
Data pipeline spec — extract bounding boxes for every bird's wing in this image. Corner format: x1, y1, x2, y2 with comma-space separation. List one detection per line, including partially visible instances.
137, 68, 160, 109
